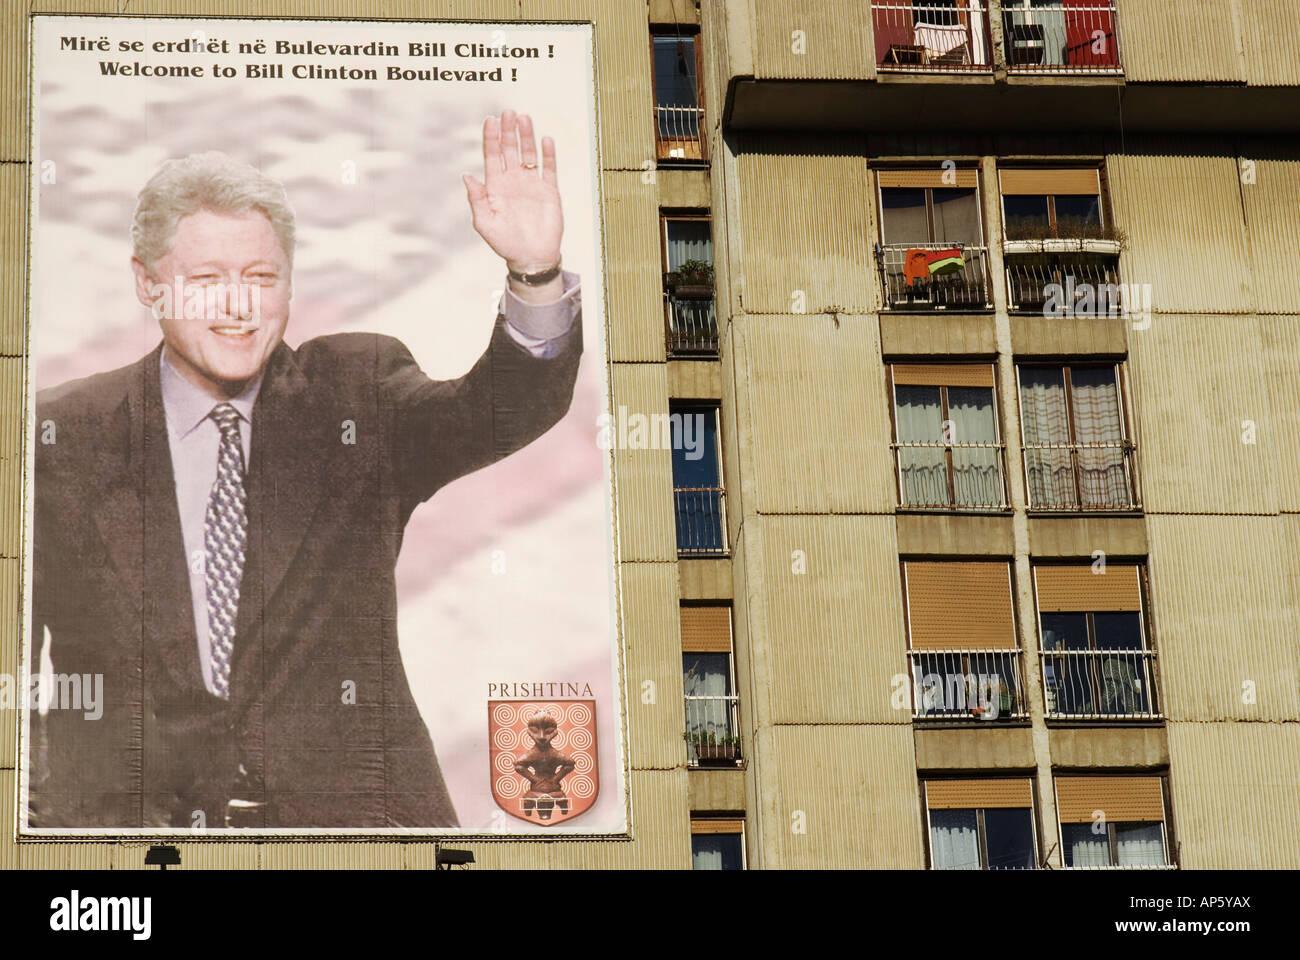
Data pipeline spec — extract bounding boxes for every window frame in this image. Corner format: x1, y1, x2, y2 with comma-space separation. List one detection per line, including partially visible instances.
1015, 360, 1139, 512
669, 401, 727, 556
901, 559, 1026, 720
689, 816, 747, 870
886, 363, 1008, 512
1032, 563, 1161, 719
998, 166, 1112, 239
660, 209, 714, 276
649, 29, 707, 164
876, 177, 988, 248
921, 777, 1042, 870
1054, 775, 1173, 869
680, 602, 742, 767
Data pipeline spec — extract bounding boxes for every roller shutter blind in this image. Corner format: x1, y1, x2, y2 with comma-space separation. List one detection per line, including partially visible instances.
892, 363, 995, 388
878, 168, 979, 188
1034, 564, 1142, 613
1055, 776, 1164, 823
905, 561, 1017, 650
999, 168, 1100, 195
926, 778, 1034, 809
680, 606, 733, 652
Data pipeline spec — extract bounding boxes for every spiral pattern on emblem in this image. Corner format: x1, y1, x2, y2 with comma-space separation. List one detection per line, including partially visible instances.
492, 703, 517, 726
566, 703, 592, 726
495, 775, 522, 799
495, 752, 519, 774
573, 752, 594, 775
567, 774, 594, 799
492, 727, 518, 751
568, 728, 593, 751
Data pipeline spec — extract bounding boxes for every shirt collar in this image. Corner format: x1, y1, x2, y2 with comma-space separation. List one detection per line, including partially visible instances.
159, 345, 267, 440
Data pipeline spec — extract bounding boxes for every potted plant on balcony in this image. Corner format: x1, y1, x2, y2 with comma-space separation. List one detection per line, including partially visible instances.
665, 258, 714, 298
685, 729, 741, 762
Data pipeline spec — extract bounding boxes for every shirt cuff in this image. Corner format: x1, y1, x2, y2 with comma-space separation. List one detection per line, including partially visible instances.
502, 270, 581, 358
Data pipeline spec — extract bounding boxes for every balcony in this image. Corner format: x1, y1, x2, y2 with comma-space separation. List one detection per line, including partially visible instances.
1004, 240, 1123, 313
877, 242, 992, 310
874, 0, 993, 73
684, 694, 743, 767
664, 264, 718, 356
1002, 1, 1122, 74
1022, 439, 1139, 511
910, 650, 1027, 719
893, 440, 1007, 510
656, 104, 705, 162
674, 485, 727, 555
1042, 648, 1158, 719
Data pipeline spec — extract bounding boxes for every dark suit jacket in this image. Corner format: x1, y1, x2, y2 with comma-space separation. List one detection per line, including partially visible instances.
28, 316, 581, 829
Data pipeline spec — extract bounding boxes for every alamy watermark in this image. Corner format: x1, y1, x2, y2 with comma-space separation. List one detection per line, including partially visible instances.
0, 670, 104, 720
596, 407, 707, 460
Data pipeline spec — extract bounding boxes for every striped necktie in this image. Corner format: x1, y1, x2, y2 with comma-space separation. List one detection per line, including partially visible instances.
205, 402, 248, 700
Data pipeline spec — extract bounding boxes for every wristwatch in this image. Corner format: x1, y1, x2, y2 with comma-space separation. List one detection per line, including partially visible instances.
508, 259, 562, 286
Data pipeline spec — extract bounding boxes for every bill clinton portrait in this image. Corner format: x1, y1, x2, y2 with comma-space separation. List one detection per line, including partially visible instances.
28, 110, 581, 829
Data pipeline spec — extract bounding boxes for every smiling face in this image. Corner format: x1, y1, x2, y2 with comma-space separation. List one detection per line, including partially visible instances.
133, 207, 292, 399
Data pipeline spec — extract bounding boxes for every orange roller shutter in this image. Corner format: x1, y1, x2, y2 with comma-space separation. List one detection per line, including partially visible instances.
878, 168, 979, 189
1055, 776, 1164, 823
892, 363, 995, 388
905, 562, 1016, 650
680, 606, 733, 652
691, 818, 744, 835
1035, 565, 1141, 612
999, 168, 1100, 195
926, 778, 1033, 809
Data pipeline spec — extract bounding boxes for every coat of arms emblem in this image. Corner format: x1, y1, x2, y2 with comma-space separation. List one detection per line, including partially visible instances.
489, 700, 598, 825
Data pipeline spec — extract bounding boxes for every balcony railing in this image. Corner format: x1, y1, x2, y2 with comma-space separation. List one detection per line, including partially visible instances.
655, 104, 705, 161
685, 694, 742, 767
877, 243, 992, 310
1042, 649, 1159, 718
1002, 1, 1121, 73
674, 485, 727, 555
874, 1, 993, 72
893, 440, 1007, 510
1022, 439, 1139, 511
665, 291, 718, 356
1004, 243, 1122, 314
910, 650, 1027, 719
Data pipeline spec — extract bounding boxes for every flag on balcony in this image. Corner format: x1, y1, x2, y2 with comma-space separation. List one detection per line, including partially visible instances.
904, 247, 965, 285
926, 248, 965, 275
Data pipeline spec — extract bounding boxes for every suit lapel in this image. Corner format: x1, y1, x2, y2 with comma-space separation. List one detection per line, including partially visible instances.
91, 344, 209, 697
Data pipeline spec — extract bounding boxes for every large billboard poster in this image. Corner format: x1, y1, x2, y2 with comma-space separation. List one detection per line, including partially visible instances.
20, 15, 625, 836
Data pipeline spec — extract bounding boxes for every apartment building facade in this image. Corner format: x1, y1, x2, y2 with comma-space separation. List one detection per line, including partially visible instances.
2, 0, 1298, 870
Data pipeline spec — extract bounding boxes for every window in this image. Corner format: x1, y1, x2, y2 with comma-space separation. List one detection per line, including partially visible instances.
1000, 167, 1121, 312
681, 605, 741, 766
1034, 564, 1159, 718
691, 818, 745, 870
671, 403, 726, 555
1000, 168, 1107, 240
1056, 776, 1170, 867
1002, 0, 1120, 71
890, 364, 1005, 509
1017, 363, 1137, 511
662, 213, 717, 356
903, 561, 1024, 719
875, 169, 989, 309
924, 779, 1038, 869
651, 32, 704, 162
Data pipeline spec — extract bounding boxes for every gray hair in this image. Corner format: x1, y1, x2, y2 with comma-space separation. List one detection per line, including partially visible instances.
131, 151, 296, 272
